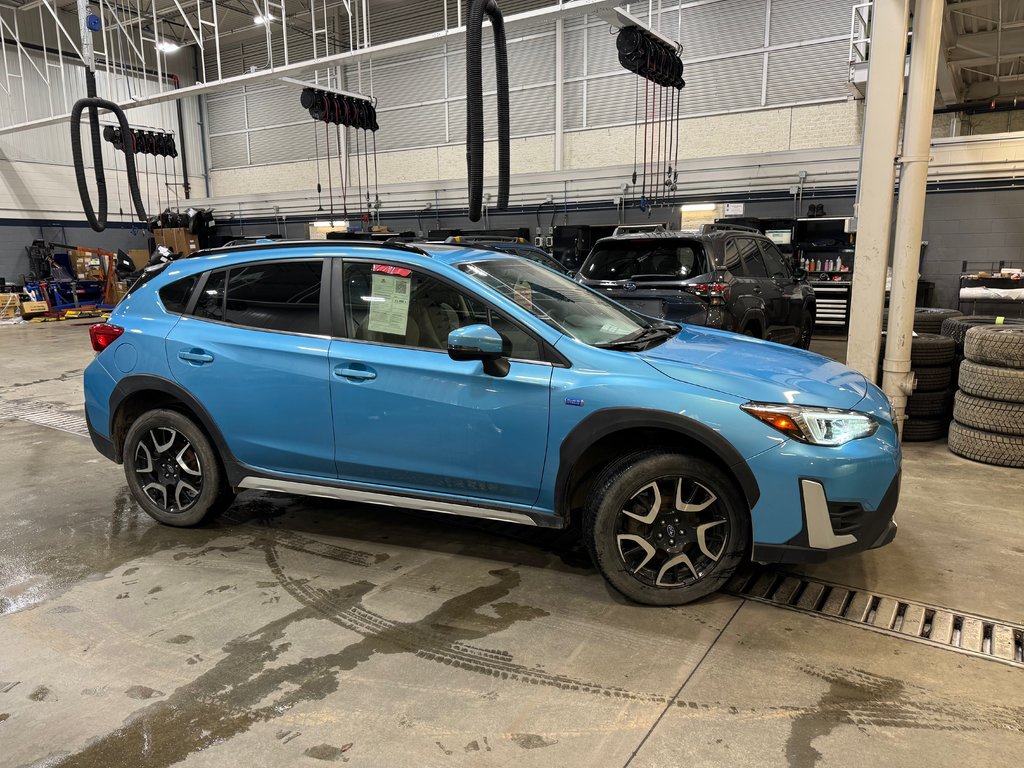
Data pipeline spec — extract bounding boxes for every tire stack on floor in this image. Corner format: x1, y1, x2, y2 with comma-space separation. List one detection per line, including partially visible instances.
949, 326, 1024, 467
880, 308, 962, 442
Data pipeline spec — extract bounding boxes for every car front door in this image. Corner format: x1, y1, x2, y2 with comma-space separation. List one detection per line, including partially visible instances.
327, 259, 553, 508
165, 258, 337, 478
757, 240, 802, 344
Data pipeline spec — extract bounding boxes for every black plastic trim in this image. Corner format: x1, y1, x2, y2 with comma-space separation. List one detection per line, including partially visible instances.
554, 407, 761, 520
86, 407, 116, 462
751, 470, 901, 564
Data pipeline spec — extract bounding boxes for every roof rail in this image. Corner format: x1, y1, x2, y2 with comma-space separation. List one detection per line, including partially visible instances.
611, 223, 669, 237
194, 239, 431, 258
446, 234, 525, 244
699, 223, 761, 235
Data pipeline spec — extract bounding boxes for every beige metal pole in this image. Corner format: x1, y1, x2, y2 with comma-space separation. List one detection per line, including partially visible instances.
883, 0, 945, 434
846, 0, 910, 380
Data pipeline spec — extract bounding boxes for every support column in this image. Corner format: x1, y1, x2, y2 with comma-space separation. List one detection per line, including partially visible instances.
883, 0, 944, 432
845, 0, 909, 380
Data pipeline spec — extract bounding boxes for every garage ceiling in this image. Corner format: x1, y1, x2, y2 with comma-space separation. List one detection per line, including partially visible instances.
943, 0, 1024, 103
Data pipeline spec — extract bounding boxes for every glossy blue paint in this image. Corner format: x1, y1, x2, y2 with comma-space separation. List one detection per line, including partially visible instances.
448, 323, 504, 356
84, 241, 903, 563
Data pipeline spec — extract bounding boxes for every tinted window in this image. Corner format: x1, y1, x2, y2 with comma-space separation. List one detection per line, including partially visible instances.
159, 275, 197, 314
193, 269, 227, 321
343, 262, 541, 360
580, 239, 707, 281
735, 238, 767, 278
223, 261, 322, 335
758, 241, 791, 279
721, 240, 742, 272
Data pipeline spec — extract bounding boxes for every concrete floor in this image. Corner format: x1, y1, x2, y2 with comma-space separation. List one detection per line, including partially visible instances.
0, 321, 1022, 768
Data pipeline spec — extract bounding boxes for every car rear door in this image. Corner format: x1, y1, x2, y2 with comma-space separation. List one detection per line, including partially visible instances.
730, 237, 782, 338
327, 258, 552, 508
164, 257, 336, 478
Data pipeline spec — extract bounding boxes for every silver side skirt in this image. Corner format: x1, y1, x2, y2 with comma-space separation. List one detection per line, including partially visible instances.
237, 476, 538, 526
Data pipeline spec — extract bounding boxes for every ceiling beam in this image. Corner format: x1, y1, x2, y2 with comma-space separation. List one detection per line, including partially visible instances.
948, 26, 1024, 61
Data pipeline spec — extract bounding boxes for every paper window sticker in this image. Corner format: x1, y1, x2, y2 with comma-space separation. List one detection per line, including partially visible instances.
366, 272, 412, 336
512, 279, 534, 310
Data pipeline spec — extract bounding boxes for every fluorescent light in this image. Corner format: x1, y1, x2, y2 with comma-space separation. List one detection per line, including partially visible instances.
156, 41, 180, 53
254, 14, 274, 24
680, 203, 717, 212
312, 220, 348, 228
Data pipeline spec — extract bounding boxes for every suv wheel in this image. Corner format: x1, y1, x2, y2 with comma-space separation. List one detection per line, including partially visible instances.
123, 408, 227, 526
583, 450, 750, 605
797, 313, 814, 349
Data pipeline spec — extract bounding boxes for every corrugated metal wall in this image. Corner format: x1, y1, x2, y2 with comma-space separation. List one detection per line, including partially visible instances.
204, 0, 856, 170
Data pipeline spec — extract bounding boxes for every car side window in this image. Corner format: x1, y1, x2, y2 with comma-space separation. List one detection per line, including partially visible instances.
758, 241, 791, 280
159, 275, 198, 314
190, 261, 323, 335
721, 240, 742, 272
343, 262, 542, 361
223, 260, 323, 335
193, 269, 227, 321
735, 238, 768, 278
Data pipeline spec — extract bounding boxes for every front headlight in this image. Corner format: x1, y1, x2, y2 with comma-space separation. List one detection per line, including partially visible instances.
740, 403, 878, 446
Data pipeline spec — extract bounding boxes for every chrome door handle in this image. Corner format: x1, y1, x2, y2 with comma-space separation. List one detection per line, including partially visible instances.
334, 366, 376, 381
178, 350, 214, 364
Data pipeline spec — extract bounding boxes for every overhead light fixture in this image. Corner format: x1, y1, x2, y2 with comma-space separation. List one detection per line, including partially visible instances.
680, 203, 717, 212
312, 220, 348, 228
254, 14, 274, 24
156, 41, 180, 53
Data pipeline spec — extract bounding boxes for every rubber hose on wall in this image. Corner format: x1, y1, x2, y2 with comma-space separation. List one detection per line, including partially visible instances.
466, 0, 509, 222
71, 70, 146, 232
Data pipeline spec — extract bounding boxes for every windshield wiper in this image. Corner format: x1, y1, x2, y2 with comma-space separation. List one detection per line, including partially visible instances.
595, 323, 680, 350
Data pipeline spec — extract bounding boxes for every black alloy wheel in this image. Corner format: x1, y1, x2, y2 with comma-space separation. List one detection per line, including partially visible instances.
133, 426, 203, 513
797, 314, 814, 349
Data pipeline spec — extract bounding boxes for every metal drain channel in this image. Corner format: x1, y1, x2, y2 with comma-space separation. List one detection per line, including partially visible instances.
727, 568, 1024, 668
0, 399, 89, 437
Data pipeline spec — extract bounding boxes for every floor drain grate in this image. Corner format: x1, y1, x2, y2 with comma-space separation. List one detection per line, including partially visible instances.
726, 568, 1024, 668
0, 399, 89, 437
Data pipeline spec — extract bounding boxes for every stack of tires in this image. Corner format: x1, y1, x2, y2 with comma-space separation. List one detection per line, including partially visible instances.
879, 308, 963, 442
949, 326, 1024, 468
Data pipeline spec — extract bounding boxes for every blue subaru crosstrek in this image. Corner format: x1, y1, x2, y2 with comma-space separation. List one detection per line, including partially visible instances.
84, 240, 900, 605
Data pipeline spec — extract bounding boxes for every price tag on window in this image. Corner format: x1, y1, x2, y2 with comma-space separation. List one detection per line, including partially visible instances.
512, 279, 533, 310
366, 271, 411, 336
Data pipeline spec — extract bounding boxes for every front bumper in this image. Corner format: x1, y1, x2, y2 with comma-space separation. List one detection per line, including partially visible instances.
751, 470, 900, 564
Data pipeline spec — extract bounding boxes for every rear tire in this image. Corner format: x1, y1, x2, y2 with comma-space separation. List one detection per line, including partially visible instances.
583, 451, 750, 606
123, 409, 226, 527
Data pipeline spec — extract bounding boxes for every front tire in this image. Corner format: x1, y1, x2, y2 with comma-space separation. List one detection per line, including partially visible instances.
123, 408, 225, 527
583, 451, 750, 606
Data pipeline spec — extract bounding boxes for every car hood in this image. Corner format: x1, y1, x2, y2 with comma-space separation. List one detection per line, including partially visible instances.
640, 326, 869, 409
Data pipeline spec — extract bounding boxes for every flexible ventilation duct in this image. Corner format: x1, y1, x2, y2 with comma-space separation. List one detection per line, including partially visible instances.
466, 0, 509, 222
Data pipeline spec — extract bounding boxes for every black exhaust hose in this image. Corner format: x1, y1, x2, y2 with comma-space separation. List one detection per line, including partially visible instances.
466, 0, 509, 222
71, 87, 147, 232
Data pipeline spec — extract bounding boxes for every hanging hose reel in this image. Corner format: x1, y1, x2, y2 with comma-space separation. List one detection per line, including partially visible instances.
70, 71, 147, 232
466, 0, 509, 222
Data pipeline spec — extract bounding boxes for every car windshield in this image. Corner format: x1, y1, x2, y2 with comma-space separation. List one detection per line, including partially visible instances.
459, 258, 660, 347
579, 238, 707, 281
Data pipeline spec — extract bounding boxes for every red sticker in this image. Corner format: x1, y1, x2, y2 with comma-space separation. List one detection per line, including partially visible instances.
372, 264, 412, 277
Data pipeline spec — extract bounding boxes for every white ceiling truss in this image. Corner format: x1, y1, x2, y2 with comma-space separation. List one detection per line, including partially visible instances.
0, 0, 621, 136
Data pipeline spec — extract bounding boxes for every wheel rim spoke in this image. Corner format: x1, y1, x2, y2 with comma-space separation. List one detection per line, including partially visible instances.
656, 553, 698, 586
135, 442, 153, 474
616, 534, 657, 573
150, 428, 177, 454
175, 480, 199, 510
622, 481, 662, 524
175, 444, 201, 476
143, 482, 168, 510
696, 520, 727, 561
675, 479, 716, 513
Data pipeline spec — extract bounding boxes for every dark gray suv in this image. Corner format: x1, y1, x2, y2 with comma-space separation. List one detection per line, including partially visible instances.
576, 224, 816, 348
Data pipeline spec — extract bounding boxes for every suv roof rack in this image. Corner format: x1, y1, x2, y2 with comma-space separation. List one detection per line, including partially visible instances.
446, 234, 526, 244
611, 223, 670, 237
195, 239, 431, 258
699, 223, 761, 235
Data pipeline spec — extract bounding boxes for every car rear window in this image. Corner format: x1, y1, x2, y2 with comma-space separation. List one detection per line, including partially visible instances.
159, 275, 198, 314
580, 239, 707, 281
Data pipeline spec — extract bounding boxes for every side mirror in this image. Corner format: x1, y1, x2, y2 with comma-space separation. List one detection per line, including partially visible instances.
447, 324, 510, 377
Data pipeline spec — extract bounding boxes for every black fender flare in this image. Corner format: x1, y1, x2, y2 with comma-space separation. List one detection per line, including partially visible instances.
737, 307, 768, 337
108, 374, 244, 483
555, 407, 760, 519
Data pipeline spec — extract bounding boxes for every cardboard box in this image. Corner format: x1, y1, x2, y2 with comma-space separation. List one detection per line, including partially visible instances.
128, 249, 151, 270
154, 227, 199, 256
70, 250, 105, 281
0, 294, 18, 319
19, 299, 48, 318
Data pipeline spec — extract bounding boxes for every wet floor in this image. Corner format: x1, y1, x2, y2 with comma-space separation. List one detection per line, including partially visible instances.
1, 322, 1022, 767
